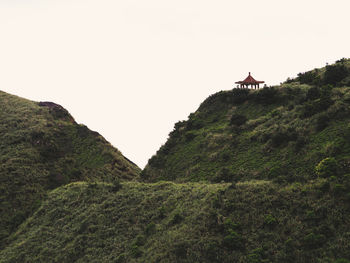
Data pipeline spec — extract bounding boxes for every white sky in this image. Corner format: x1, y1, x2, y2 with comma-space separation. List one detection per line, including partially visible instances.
0, 0, 349, 168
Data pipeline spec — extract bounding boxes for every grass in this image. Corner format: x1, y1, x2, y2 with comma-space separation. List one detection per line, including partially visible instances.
0, 91, 140, 246
1, 58, 350, 262
142, 75, 350, 184
1, 179, 350, 262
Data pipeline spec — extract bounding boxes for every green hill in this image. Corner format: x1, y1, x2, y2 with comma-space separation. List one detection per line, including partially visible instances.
1, 180, 350, 262
142, 58, 350, 184
0, 91, 140, 245
1, 59, 350, 262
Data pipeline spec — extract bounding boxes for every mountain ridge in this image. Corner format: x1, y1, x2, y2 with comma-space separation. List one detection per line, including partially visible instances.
0, 90, 140, 245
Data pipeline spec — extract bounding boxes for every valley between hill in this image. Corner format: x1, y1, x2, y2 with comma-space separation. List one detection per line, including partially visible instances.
1, 58, 350, 262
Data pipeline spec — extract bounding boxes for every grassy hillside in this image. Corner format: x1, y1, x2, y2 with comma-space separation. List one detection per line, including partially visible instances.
0, 91, 140, 245
142, 59, 350, 184
2, 59, 350, 263
1, 180, 349, 263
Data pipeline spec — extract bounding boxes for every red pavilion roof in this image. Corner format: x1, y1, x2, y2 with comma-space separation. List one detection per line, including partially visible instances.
235, 72, 264, 84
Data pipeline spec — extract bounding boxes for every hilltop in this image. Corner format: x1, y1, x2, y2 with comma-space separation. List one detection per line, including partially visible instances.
142, 58, 350, 184
0, 91, 140, 245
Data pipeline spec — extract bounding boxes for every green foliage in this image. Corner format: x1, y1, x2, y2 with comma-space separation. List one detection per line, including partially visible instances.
0, 91, 140, 245
2, 59, 350, 262
253, 86, 278, 104
324, 63, 349, 85
334, 259, 350, 263
230, 113, 247, 126
270, 128, 298, 147
1, 180, 350, 262
143, 61, 350, 184
306, 86, 321, 100
297, 70, 320, 85
302, 232, 326, 249
296, 59, 350, 86
223, 229, 244, 249
315, 157, 338, 177
316, 113, 330, 131
264, 214, 277, 226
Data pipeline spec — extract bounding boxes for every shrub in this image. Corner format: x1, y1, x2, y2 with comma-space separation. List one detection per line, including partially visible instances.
264, 214, 277, 226
230, 114, 247, 126
319, 181, 330, 193
204, 241, 221, 262
148, 154, 165, 168
324, 63, 349, 85
185, 131, 197, 142
186, 118, 203, 130
144, 222, 156, 235
254, 87, 278, 104
302, 97, 333, 118
213, 167, 233, 183
173, 242, 188, 259
169, 211, 183, 225
315, 157, 338, 177
316, 113, 330, 131
306, 87, 321, 101
247, 248, 265, 263
231, 88, 250, 104
333, 184, 346, 196
224, 219, 240, 231
294, 136, 308, 152
270, 129, 297, 147
111, 177, 122, 192
302, 233, 325, 249
334, 259, 350, 263
130, 244, 142, 258
297, 71, 318, 85
223, 229, 244, 249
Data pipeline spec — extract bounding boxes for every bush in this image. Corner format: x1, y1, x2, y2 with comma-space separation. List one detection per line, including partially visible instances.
319, 181, 330, 193
231, 88, 250, 104
223, 229, 244, 249
173, 242, 188, 259
148, 155, 165, 168
186, 117, 203, 130
169, 211, 183, 225
297, 71, 319, 85
302, 233, 325, 249
185, 132, 197, 142
264, 214, 277, 226
213, 167, 233, 183
270, 129, 297, 147
324, 63, 349, 85
111, 177, 122, 192
254, 87, 278, 104
294, 136, 308, 152
334, 259, 350, 263
315, 157, 338, 177
306, 87, 321, 101
316, 113, 330, 131
302, 97, 333, 118
144, 222, 156, 235
230, 114, 247, 126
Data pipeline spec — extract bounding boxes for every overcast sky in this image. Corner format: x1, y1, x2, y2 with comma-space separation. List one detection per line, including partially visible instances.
0, 0, 349, 168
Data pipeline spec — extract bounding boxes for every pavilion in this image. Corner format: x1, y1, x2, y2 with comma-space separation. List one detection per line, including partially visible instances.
235, 72, 265, 89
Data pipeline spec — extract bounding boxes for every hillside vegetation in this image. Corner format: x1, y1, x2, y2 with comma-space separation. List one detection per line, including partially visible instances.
142, 58, 350, 184
0, 91, 140, 245
1, 59, 350, 262
1, 179, 350, 263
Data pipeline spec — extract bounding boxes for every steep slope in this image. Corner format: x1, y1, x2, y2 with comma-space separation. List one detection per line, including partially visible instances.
1, 180, 349, 262
0, 91, 140, 244
142, 59, 350, 183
